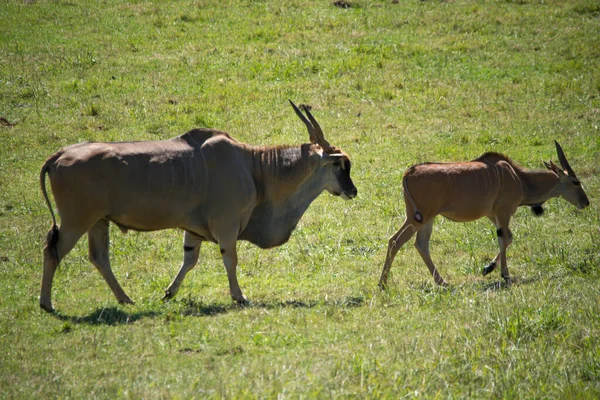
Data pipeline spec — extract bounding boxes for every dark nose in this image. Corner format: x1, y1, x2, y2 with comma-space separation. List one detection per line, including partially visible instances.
348, 186, 358, 198
583, 196, 590, 208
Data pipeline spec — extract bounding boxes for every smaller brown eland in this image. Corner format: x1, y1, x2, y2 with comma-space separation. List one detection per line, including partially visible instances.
379, 141, 589, 288
39, 101, 357, 312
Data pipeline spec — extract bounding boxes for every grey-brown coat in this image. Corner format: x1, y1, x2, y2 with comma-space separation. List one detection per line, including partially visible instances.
40, 101, 357, 312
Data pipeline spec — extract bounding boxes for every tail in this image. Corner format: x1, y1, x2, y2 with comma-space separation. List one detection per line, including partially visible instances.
402, 173, 423, 223
530, 205, 545, 216
40, 157, 59, 261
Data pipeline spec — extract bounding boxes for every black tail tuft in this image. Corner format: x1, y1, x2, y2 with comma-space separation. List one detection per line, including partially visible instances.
46, 224, 59, 263
531, 205, 544, 216
414, 211, 423, 223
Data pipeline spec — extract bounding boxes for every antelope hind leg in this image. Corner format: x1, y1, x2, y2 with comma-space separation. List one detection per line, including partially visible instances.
414, 219, 448, 287
378, 219, 417, 289
40, 220, 92, 312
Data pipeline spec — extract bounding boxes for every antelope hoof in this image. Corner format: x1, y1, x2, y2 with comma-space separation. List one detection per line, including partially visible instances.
378, 280, 388, 291
118, 296, 135, 305
233, 295, 250, 306
435, 279, 449, 287
162, 290, 173, 302
40, 302, 54, 313
502, 274, 512, 284
482, 261, 497, 276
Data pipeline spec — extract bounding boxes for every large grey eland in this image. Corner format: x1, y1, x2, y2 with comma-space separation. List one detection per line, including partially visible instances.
378, 141, 589, 288
39, 101, 357, 312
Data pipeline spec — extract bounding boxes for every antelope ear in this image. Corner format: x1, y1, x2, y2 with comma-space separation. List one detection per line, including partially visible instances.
320, 152, 345, 165
543, 161, 552, 170
548, 161, 565, 176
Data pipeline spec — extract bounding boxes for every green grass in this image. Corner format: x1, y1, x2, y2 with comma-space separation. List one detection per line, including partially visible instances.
1, 0, 599, 398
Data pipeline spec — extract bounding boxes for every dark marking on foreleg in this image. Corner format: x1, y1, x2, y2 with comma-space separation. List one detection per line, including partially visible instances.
482, 260, 497, 276
164, 232, 203, 301
482, 228, 504, 276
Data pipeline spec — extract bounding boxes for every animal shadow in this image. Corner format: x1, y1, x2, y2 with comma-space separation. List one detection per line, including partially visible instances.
477, 275, 539, 292
51, 306, 158, 326
48, 295, 366, 323
180, 295, 365, 317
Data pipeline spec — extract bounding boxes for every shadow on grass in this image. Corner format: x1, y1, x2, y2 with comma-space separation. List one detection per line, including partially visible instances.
48, 295, 367, 323
477, 275, 540, 292
180, 295, 366, 317
400, 275, 541, 295
408, 281, 452, 293
256, 295, 365, 309
51, 307, 159, 326
180, 298, 231, 317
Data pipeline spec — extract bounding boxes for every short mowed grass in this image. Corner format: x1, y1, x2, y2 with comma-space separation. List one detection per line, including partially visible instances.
1, 0, 599, 398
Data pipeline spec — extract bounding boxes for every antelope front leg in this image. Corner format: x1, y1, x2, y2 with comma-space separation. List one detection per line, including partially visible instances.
220, 242, 248, 304
492, 214, 514, 283
482, 252, 500, 276
482, 219, 510, 279
497, 227, 514, 282
88, 219, 133, 305
163, 231, 203, 300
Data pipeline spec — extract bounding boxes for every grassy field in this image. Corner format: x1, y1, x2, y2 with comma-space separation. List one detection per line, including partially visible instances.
1, 0, 599, 397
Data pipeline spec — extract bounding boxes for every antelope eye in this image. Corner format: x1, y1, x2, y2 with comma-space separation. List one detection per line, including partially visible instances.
573, 180, 581, 186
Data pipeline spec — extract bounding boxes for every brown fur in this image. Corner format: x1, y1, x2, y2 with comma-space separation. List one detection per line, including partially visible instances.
39, 104, 357, 312
379, 142, 589, 288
